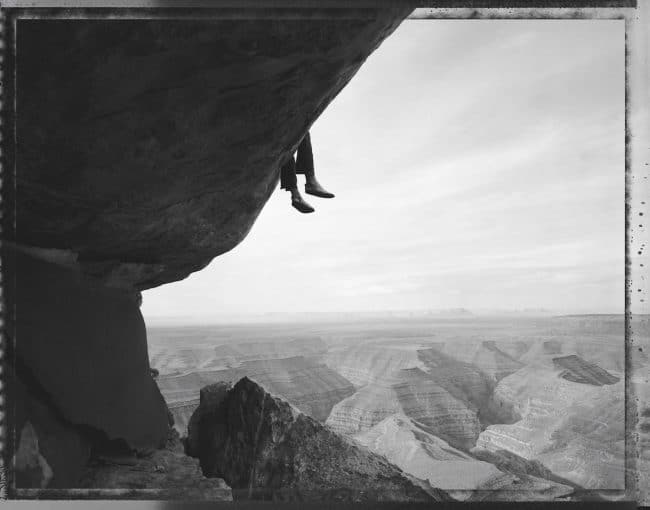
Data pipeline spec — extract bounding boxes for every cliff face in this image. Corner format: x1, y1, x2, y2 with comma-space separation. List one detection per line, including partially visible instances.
7, 10, 411, 492
6, 245, 170, 453
186, 378, 451, 502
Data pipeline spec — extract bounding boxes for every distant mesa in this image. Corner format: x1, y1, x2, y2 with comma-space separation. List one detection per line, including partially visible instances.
186, 378, 452, 502
552, 355, 620, 386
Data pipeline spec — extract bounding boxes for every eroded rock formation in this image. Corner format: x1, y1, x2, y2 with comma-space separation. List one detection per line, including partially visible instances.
158, 355, 356, 433
552, 355, 620, 386
186, 378, 451, 502
324, 344, 516, 449
475, 362, 625, 489
353, 413, 505, 492
353, 414, 574, 501
149, 337, 329, 376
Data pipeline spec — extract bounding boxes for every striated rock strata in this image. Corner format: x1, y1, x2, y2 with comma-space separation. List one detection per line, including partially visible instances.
187, 378, 451, 502
436, 341, 524, 382
552, 355, 620, 386
325, 344, 515, 449
353, 414, 505, 492
354, 414, 573, 501
475, 363, 625, 489
149, 337, 328, 376
158, 355, 355, 427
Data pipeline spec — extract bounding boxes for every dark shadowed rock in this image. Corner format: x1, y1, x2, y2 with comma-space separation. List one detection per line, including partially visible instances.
4, 244, 169, 452
186, 378, 452, 502
552, 355, 620, 386
12, 10, 411, 291
13, 365, 91, 489
78, 430, 231, 500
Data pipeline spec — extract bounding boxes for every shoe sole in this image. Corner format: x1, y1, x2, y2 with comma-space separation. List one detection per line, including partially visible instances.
292, 203, 315, 213
305, 190, 335, 199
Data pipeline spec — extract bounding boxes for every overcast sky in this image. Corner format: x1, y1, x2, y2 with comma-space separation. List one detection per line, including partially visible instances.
142, 19, 625, 322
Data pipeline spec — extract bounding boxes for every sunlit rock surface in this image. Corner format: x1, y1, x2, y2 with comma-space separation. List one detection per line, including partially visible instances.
325, 372, 481, 451
354, 414, 573, 501
326, 384, 403, 434
324, 343, 429, 387
475, 361, 625, 489
324, 343, 512, 449
353, 414, 504, 491
186, 378, 451, 502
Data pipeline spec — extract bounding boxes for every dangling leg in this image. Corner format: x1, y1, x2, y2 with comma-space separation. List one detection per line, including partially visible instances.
281, 155, 314, 214
296, 132, 335, 199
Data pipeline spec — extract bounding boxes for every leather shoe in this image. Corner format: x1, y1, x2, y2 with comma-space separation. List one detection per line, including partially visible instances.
305, 183, 335, 199
292, 196, 315, 213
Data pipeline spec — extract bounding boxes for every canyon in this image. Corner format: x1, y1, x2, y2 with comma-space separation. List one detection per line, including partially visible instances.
6, 5, 639, 501
185, 378, 451, 502
147, 314, 628, 499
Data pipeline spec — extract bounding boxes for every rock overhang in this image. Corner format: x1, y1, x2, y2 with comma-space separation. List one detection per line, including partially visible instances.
10, 7, 412, 291
5, 7, 415, 488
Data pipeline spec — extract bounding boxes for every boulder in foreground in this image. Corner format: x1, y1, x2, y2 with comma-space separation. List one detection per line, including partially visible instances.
187, 378, 452, 502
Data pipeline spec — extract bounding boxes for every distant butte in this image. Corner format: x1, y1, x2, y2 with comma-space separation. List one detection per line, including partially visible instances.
552, 355, 620, 386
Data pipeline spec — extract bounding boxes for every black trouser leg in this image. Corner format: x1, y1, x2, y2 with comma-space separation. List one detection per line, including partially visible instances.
280, 155, 297, 190
295, 132, 315, 179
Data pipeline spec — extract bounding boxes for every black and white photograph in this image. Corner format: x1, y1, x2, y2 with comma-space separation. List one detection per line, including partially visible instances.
0, 1, 648, 507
